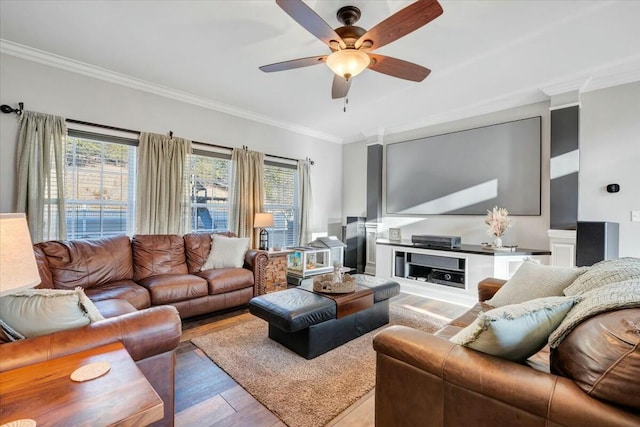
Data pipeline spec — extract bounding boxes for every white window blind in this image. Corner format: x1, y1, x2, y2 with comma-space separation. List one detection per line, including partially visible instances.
64, 131, 137, 239
264, 161, 299, 248
189, 150, 231, 232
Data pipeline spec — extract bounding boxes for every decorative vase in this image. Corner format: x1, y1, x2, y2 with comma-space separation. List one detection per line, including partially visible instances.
493, 236, 503, 248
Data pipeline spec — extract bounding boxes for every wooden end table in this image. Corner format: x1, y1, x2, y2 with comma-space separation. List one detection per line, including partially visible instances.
0, 342, 163, 427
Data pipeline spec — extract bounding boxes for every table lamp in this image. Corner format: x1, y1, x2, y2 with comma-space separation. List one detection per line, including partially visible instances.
254, 213, 274, 251
0, 213, 40, 297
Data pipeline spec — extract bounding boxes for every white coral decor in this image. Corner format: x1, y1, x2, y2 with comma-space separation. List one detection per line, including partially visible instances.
485, 206, 511, 238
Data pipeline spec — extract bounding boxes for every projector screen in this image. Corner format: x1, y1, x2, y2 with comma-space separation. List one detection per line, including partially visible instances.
386, 116, 541, 216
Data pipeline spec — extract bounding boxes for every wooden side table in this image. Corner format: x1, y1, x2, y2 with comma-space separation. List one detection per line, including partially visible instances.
264, 249, 294, 293
0, 342, 163, 427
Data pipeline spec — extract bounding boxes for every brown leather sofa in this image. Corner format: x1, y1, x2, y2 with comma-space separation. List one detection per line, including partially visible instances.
34, 232, 268, 318
374, 278, 640, 427
0, 232, 268, 427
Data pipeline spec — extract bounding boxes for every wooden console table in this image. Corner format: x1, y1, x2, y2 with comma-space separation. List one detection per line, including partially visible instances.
0, 342, 163, 427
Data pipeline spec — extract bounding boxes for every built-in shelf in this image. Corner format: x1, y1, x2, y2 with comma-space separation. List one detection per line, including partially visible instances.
376, 240, 551, 306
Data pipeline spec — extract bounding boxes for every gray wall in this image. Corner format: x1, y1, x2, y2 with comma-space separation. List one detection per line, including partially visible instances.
579, 82, 640, 257
0, 54, 343, 236
343, 83, 640, 256
344, 102, 551, 250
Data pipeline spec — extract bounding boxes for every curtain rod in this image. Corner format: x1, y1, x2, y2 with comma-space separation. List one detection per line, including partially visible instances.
1, 102, 314, 165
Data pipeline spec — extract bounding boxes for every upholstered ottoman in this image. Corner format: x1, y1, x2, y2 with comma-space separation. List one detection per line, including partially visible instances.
249, 275, 400, 359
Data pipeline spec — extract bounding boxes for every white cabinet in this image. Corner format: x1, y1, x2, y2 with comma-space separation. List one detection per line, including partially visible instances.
547, 229, 576, 267
376, 241, 550, 307
364, 223, 379, 275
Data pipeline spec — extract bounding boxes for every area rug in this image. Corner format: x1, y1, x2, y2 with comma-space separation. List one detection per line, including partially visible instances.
191, 305, 446, 427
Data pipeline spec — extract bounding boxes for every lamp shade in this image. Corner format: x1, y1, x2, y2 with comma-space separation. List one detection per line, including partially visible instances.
254, 213, 274, 228
0, 213, 40, 297
326, 49, 370, 80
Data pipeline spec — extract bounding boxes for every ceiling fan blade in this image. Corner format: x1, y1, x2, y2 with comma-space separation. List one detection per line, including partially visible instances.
331, 75, 351, 99
276, 0, 346, 49
259, 55, 327, 72
368, 54, 431, 82
355, 0, 443, 50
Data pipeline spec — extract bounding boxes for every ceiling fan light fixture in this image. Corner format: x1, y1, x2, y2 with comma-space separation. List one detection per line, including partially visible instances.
326, 49, 370, 80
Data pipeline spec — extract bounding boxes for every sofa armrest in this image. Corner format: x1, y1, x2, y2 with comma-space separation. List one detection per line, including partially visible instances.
374, 325, 557, 426
373, 325, 640, 427
0, 305, 181, 372
244, 249, 269, 296
478, 277, 507, 301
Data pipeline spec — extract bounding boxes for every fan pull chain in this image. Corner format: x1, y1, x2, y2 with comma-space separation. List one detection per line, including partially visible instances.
343, 97, 349, 113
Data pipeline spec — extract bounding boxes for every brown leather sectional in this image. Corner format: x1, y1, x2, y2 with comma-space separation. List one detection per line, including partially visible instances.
0, 232, 268, 427
34, 232, 268, 318
374, 278, 640, 427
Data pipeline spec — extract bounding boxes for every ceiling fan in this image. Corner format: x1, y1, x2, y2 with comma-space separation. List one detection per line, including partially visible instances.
259, 0, 443, 99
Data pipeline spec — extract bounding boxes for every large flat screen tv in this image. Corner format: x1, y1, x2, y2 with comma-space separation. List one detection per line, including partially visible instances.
386, 116, 541, 215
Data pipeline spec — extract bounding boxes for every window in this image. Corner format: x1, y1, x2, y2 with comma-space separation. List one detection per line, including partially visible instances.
64, 131, 137, 239
264, 161, 299, 248
56, 132, 298, 244
189, 151, 230, 232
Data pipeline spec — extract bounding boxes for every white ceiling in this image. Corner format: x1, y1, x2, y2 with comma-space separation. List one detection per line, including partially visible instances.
1, 1, 640, 143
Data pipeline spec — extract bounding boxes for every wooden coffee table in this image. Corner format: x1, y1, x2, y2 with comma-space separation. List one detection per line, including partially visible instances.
0, 342, 163, 427
304, 284, 374, 318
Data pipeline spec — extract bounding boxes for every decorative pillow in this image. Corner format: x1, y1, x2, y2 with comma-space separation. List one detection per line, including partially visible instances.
0, 319, 25, 342
486, 260, 587, 307
450, 296, 578, 361
563, 257, 640, 296
549, 279, 640, 348
0, 287, 105, 338
201, 234, 250, 270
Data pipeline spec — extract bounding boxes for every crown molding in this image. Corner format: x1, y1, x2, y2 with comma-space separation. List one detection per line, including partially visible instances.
541, 78, 589, 97
0, 39, 343, 144
582, 66, 640, 93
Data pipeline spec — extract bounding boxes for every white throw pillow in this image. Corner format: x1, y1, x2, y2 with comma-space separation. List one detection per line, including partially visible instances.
0, 287, 105, 338
201, 234, 250, 270
550, 279, 640, 348
563, 257, 640, 296
486, 260, 587, 307
450, 296, 578, 361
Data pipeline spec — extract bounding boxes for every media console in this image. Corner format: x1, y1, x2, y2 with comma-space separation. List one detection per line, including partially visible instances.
377, 239, 551, 306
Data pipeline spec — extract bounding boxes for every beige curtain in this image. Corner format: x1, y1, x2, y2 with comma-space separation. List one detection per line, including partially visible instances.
136, 132, 192, 235
229, 148, 264, 248
297, 159, 313, 245
16, 111, 67, 243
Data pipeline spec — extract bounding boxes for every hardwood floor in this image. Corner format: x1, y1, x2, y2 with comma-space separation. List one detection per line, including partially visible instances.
175, 293, 468, 426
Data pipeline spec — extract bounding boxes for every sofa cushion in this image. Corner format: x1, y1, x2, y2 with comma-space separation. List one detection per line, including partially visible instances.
486, 261, 587, 307
550, 308, 640, 411
132, 234, 188, 281
33, 245, 54, 289
0, 287, 104, 338
37, 235, 133, 289
137, 274, 208, 305
450, 296, 578, 361
184, 232, 236, 273
549, 279, 640, 348
201, 234, 249, 270
84, 280, 151, 310
196, 268, 254, 295
92, 298, 138, 318
563, 257, 640, 296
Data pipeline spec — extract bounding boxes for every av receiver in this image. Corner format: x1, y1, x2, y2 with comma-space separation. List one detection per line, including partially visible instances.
428, 269, 465, 289
411, 235, 461, 249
